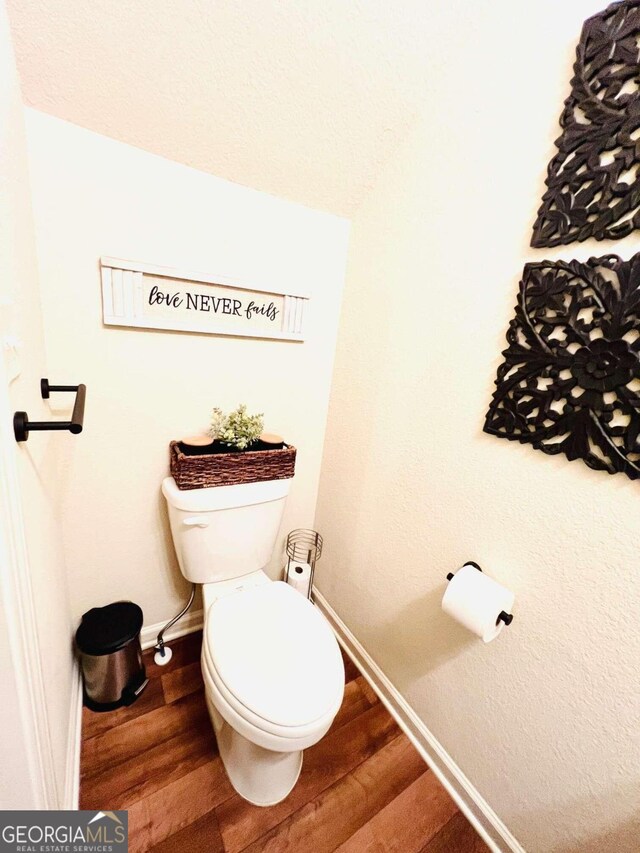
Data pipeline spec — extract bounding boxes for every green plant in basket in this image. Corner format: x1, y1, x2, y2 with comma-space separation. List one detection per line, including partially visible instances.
210, 404, 264, 450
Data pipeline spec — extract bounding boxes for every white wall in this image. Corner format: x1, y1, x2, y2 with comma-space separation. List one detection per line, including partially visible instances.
7, 0, 440, 218
0, 0, 75, 807
24, 108, 350, 628
315, 2, 640, 851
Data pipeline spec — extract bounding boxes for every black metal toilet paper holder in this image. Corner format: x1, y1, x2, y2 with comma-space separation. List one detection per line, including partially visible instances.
446, 561, 513, 627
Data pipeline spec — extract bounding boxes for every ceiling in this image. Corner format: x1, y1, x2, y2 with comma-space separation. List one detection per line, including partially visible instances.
6, 0, 436, 216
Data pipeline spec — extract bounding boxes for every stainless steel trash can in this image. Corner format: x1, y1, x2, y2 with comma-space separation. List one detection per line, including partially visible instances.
76, 601, 148, 712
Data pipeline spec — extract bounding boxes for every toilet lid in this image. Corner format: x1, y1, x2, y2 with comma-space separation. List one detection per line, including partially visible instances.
205, 581, 344, 728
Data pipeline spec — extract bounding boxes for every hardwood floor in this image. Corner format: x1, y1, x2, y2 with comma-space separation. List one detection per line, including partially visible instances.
80, 632, 489, 852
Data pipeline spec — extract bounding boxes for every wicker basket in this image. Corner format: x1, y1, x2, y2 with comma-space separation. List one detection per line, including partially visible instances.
170, 441, 296, 490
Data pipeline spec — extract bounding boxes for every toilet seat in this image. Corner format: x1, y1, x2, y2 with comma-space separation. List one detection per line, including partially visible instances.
202, 582, 344, 745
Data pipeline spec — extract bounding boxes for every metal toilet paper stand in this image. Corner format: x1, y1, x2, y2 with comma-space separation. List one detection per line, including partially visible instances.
446, 561, 514, 627
285, 529, 323, 600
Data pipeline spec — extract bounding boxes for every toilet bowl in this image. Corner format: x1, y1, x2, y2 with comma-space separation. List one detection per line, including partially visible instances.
161, 476, 345, 805
201, 575, 344, 804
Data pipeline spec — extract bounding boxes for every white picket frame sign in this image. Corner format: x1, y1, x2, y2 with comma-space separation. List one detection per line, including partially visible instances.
100, 257, 309, 342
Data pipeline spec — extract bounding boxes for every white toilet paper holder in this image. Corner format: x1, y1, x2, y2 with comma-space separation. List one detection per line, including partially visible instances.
446, 561, 514, 627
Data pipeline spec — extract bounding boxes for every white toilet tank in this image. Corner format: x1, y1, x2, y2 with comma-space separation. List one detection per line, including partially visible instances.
162, 477, 291, 584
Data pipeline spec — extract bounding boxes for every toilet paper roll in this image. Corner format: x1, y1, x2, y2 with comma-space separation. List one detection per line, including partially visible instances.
287, 562, 312, 597
442, 564, 514, 643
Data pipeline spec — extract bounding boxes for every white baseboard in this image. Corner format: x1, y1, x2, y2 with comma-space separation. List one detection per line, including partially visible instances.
312, 590, 525, 853
63, 665, 83, 810
140, 608, 204, 650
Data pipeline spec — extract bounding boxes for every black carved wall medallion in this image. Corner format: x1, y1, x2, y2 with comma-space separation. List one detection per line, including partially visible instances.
532, 0, 640, 248
484, 254, 640, 480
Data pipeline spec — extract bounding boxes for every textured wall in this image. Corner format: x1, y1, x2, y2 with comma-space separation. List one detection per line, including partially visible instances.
6, 0, 437, 216
25, 109, 349, 627
0, 2, 74, 806
315, 1, 640, 851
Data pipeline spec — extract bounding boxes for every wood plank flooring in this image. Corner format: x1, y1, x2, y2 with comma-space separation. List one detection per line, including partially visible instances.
80, 632, 489, 852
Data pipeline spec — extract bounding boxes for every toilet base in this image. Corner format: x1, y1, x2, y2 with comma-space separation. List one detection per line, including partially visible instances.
206, 694, 303, 806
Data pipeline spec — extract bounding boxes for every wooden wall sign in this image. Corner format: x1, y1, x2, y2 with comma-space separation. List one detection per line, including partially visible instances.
532, 0, 640, 248
485, 254, 640, 481
100, 257, 309, 342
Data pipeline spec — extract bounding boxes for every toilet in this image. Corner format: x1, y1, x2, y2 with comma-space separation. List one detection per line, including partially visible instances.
161, 476, 345, 806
